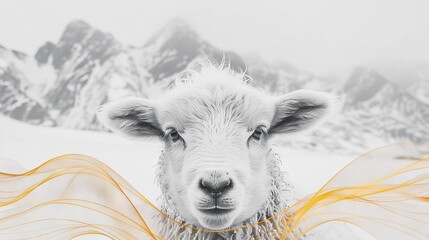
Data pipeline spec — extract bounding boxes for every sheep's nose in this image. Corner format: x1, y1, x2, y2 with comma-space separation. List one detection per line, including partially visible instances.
199, 178, 232, 197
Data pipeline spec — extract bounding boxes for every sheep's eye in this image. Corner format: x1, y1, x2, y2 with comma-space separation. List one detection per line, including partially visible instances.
251, 126, 265, 141
168, 129, 182, 143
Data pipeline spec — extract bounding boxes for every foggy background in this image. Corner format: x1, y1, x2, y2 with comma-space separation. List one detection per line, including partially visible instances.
2, 0, 429, 74
0, 0, 428, 206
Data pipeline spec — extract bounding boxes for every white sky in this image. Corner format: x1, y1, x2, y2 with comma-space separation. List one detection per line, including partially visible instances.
1, 0, 428, 74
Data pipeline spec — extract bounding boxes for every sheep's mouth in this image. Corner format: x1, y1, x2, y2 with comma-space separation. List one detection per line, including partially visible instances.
199, 207, 234, 215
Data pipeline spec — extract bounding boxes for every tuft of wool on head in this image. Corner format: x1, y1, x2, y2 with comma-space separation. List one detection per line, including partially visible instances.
169, 61, 256, 94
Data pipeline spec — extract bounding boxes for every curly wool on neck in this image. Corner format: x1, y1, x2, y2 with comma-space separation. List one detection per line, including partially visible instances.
154, 146, 296, 240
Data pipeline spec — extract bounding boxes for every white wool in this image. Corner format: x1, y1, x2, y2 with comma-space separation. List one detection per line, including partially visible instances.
173, 62, 253, 89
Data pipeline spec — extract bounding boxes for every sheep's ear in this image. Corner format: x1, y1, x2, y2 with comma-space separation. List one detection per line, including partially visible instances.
269, 90, 335, 134
97, 97, 163, 140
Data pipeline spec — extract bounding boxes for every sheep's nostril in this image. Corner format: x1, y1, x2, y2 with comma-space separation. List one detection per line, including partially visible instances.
199, 178, 232, 197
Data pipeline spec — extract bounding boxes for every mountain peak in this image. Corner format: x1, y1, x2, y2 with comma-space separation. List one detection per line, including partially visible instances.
35, 41, 55, 65
141, 17, 248, 80
162, 17, 193, 33
342, 66, 392, 106
63, 20, 93, 35
47, 20, 120, 69
144, 17, 199, 49
58, 20, 94, 45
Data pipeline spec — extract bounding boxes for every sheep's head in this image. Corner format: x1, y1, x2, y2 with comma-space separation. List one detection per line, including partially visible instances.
97, 67, 333, 230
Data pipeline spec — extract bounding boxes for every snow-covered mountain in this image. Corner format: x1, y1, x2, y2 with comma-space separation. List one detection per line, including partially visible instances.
297, 67, 429, 154
0, 19, 428, 154
0, 45, 55, 125
245, 59, 429, 154
0, 19, 247, 130
343, 67, 429, 141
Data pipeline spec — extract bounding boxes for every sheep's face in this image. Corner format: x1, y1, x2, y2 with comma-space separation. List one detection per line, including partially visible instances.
156, 91, 275, 230
97, 69, 333, 230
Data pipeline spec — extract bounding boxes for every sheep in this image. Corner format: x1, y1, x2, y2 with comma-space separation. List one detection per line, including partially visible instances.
97, 65, 357, 239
